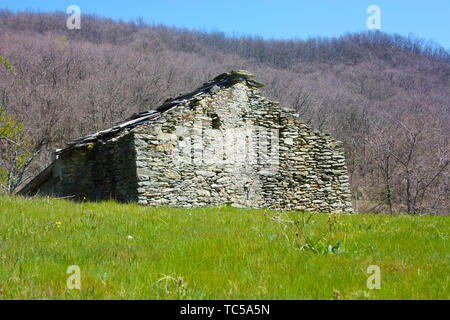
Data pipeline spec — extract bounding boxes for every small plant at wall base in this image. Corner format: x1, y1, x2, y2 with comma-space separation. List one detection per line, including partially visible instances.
270, 211, 344, 255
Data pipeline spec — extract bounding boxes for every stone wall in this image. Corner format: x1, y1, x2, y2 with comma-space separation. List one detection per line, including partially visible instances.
133, 82, 352, 212
35, 132, 138, 202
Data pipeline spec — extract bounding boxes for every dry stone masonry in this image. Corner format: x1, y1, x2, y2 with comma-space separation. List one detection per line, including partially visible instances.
20, 71, 353, 212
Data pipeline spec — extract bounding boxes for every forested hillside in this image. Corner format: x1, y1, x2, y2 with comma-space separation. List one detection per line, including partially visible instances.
0, 10, 448, 214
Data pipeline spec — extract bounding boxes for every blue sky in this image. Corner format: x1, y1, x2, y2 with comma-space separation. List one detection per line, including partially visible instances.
1, 0, 449, 49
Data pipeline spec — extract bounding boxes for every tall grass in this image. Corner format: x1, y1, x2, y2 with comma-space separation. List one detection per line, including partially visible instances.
0, 196, 448, 299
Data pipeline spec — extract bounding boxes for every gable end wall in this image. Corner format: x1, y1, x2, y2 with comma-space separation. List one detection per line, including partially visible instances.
133, 83, 352, 212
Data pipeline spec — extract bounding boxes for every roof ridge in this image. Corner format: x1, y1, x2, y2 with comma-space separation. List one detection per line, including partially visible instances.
156, 70, 262, 112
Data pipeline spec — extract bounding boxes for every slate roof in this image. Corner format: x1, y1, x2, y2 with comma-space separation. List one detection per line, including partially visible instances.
55, 70, 263, 155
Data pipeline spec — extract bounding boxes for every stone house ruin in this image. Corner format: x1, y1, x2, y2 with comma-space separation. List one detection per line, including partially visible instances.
20, 71, 353, 212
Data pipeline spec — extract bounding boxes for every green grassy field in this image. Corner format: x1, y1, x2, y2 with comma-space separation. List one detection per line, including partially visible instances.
0, 195, 448, 300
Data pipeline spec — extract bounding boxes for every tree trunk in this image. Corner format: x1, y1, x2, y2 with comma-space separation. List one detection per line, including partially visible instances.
406, 170, 412, 215
385, 155, 393, 214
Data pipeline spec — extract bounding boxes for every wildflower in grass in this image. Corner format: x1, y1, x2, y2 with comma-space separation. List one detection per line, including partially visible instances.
55, 221, 61, 228
127, 235, 133, 239
334, 290, 340, 299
